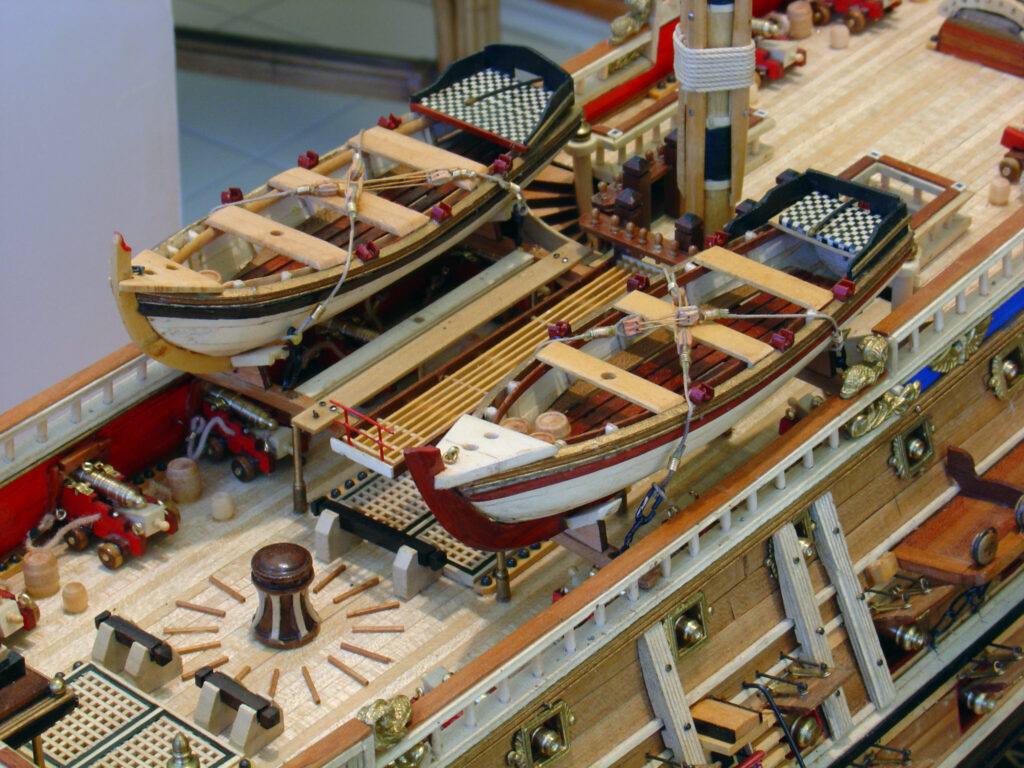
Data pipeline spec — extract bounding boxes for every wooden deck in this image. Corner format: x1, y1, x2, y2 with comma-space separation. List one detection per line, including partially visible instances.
2, 0, 1024, 765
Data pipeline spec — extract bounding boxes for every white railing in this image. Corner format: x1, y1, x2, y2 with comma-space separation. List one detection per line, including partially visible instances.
0, 355, 181, 484
593, 103, 676, 181
884, 224, 1024, 375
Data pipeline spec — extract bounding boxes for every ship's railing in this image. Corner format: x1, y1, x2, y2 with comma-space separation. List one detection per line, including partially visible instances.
565, 29, 656, 106
876, 208, 1024, 374
300, 210, 1024, 768
592, 104, 675, 180
0, 346, 181, 484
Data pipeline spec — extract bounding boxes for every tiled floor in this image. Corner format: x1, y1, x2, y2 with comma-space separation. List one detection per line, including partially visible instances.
173, 0, 607, 223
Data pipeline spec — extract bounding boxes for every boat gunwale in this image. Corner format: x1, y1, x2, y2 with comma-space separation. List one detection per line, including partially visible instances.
129, 105, 583, 314
456, 227, 916, 497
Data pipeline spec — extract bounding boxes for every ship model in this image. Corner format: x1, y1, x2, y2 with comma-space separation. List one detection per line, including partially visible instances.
1, 1, 1024, 768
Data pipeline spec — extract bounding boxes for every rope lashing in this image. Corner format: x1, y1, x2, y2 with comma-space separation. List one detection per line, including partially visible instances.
673, 25, 755, 93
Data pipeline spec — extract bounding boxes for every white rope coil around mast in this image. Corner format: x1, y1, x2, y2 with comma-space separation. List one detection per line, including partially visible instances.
673, 25, 755, 92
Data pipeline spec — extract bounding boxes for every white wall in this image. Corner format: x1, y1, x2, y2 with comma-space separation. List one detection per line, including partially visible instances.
0, 0, 181, 413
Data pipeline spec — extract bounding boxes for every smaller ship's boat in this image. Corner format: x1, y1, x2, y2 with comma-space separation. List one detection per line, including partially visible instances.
111, 45, 580, 373
406, 169, 915, 550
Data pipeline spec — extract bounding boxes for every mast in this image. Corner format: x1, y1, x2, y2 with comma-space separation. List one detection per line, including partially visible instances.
676, 0, 754, 234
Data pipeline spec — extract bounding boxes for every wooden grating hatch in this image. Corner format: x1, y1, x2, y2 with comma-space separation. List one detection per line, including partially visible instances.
24, 664, 237, 768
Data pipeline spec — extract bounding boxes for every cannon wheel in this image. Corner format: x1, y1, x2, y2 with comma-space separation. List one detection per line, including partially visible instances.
203, 434, 228, 462
812, 1, 831, 24
1000, 156, 1022, 183
64, 527, 90, 551
846, 7, 866, 32
231, 455, 259, 483
98, 541, 126, 570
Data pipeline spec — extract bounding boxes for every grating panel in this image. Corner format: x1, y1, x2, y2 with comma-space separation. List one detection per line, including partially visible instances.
415, 521, 490, 573
31, 665, 154, 766
342, 474, 432, 532
100, 712, 234, 768
23, 664, 238, 768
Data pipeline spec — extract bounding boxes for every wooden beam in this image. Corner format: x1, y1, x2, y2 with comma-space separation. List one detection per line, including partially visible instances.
119, 250, 224, 294
614, 291, 774, 366
772, 523, 854, 737
269, 167, 429, 238
537, 341, 687, 414
294, 244, 586, 432
359, 126, 488, 189
205, 206, 349, 270
693, 247, 833, 310
809, 492, 897, 708
637, 625, 707, 765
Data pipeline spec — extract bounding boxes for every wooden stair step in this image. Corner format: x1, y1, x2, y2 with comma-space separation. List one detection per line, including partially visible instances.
762, 743, 790, 768
538, 341, 687, 415
205, 206, 349, 270
359, 126, 488, 190
269, 167, 429, 237
614, 291, 774, 365
693, 246, 833, 310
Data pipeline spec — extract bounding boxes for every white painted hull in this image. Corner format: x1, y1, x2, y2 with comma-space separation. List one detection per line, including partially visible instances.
146, 200, 516, 358
466, 335, 832, 523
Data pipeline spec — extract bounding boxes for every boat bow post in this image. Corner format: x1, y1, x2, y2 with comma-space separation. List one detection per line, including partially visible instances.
404, 446, 566, 551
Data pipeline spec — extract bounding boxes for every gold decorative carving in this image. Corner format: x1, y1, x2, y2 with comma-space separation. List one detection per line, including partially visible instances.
358, 695, 413, 752
929, 317, 991, 373
385, 742, 429, 768
609, 0, 652, 45
840, 335, 888, 399
988, 336, 1024, 400
845, 381, 921, 439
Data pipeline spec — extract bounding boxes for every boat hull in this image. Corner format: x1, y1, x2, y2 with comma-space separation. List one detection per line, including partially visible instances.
461, 334, 831, 522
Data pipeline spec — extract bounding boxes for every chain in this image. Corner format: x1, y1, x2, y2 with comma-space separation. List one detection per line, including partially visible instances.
929, 583, 988, 647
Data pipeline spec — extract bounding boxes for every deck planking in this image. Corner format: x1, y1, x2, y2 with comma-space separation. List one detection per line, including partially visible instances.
4, 0, 1024, 764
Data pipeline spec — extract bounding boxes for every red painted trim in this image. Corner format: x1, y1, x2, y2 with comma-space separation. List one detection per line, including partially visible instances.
409, 103, 529, 154
583, 20, 679, 123
404, 446, 566, 551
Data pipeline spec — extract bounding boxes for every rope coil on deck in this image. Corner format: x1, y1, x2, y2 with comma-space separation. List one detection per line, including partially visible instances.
673, 26, 755, 92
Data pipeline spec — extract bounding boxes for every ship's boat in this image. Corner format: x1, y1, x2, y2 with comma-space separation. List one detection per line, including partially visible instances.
406, 170, 914, 549
110, 44, 580, 373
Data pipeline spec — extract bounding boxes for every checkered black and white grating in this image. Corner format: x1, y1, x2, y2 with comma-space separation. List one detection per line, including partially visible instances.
779, 190, 882, 255
420, 68, 553, 146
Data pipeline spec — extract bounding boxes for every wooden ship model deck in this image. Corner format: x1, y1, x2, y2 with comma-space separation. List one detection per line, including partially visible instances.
1, 1, 1024, 767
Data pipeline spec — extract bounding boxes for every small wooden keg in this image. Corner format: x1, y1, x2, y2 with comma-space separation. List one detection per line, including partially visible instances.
787, 1, 814, 38
534, 411, 570, 439
250, 543, 321, 649
23, 550, 60, 598
166, 457, 201, 504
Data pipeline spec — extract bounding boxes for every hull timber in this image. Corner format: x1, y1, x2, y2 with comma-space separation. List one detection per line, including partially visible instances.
3, 0, 1024, 766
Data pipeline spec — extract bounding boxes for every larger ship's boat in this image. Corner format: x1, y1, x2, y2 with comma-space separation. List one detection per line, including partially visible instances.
406, 170, 914, 549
